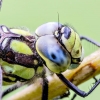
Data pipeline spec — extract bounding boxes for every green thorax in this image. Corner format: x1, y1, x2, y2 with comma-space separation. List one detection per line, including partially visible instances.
0, 27, 44, 85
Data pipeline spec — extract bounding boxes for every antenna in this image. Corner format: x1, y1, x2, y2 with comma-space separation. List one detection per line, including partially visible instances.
57, 12, 59, 29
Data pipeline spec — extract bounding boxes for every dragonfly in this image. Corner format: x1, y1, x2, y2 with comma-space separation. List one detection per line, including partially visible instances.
1, 22, 100, 100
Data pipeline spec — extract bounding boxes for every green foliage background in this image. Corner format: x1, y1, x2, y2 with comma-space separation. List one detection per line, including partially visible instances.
0, 0, 100, 100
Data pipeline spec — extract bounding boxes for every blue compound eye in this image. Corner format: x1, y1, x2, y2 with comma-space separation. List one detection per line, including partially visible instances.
36, 35, 71, 73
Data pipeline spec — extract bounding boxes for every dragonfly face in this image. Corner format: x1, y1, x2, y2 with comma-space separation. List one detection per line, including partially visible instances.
35, 22, 83, 71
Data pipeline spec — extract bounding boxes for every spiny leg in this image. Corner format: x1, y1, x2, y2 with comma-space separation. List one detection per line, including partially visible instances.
80, 36, 100, 47
56, 36, 100, 100
80, 36, 100, 98
2, 82, 26, 97
2, 77, 48, 100
2, 73, 29, 97
2, 74, 49, 100
56, 74, 100, 97
70, 77, 99, 100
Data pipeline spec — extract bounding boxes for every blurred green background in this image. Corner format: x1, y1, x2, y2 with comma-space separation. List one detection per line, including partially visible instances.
1, 0, 100, 100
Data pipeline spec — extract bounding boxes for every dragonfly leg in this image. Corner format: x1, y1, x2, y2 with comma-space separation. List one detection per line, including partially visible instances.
56, 74, 100, 97
80, 36, 100, 47
42, 78, 48, 100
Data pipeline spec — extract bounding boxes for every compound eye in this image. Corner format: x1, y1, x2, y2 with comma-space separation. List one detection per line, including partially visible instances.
36, 35, 71, 73
61, 27, 71, 39
1, 25, 10, 33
